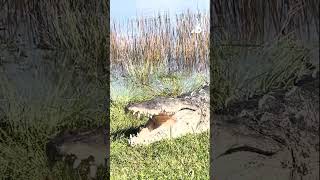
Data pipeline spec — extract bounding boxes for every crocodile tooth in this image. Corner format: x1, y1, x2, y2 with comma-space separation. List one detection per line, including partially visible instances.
143, 113, 148, 118
133, 111, 139, 118
73, 159, 81, 169
89, 165, 97, 179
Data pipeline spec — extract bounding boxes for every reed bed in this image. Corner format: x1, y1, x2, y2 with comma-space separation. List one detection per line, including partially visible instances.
110, 11, 210, 78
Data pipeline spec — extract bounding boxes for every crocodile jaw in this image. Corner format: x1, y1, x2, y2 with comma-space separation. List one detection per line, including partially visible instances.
128, 108, 210, 146
126, 96, 210, 146
126, 97, 198, 117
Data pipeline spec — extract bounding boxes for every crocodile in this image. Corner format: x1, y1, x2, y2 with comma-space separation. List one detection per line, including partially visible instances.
125, 84, 210, 146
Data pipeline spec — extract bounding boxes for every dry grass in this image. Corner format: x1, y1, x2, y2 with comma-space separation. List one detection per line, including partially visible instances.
110, 11, 209, 77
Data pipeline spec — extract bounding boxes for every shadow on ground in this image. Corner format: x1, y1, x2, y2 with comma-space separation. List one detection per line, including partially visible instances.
111, 125, 143, 140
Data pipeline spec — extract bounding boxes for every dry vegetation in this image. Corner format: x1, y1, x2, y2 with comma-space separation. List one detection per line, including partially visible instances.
110, 11, 209, 78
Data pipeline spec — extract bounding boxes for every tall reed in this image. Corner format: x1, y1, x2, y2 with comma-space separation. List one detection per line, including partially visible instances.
111, 11, 210, 76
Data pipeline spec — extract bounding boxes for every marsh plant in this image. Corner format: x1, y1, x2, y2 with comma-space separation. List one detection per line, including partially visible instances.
111, 11, 209, 85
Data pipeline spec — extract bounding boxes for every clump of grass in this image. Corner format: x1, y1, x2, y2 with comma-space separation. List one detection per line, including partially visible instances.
210, 33, 315, 109
110, 71, 207, 104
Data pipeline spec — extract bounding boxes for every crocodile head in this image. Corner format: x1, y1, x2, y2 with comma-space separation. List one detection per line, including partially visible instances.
46, 127, 107, 179
125, 88, 210, 146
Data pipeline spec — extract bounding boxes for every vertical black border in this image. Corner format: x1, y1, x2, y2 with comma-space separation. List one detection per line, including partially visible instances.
209, 0, 215, 179
104, 0, 111, 178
